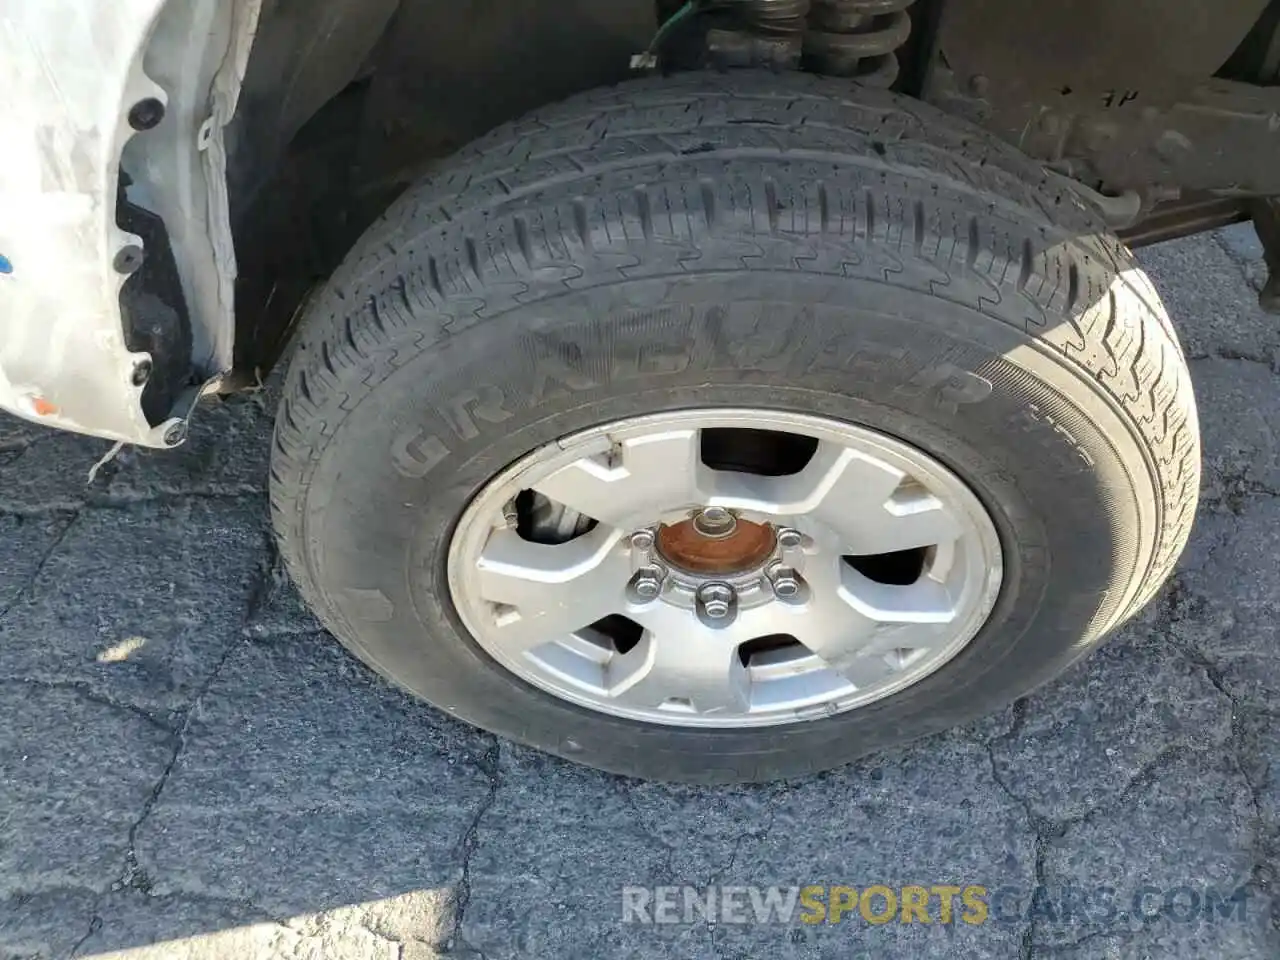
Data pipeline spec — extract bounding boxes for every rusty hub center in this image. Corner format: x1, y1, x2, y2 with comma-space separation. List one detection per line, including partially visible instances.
655, 512, 778, 575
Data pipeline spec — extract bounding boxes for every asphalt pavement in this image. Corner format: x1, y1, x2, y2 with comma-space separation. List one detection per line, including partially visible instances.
1, 226, 1279, 959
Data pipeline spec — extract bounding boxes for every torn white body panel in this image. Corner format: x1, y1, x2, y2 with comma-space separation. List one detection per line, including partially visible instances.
0, 0, 260, 447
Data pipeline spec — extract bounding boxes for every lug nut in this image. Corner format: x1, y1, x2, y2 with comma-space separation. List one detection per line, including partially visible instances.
630, 529, 655, 551
692, 506, 736, 539
767, 563, 801, 600
697, 582, 735, 619
630, 564, 666, 601
777, 528, 803, 549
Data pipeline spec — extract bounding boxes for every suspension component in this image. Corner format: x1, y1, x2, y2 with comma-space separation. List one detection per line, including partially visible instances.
739, 0, 811, 37
803, 0, 916, 87
708, 0, 810, 69
1251, 197, 1280, 314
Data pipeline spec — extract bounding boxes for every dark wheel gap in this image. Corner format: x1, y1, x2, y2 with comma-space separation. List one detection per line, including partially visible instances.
583, 614, 645, 655
738, 633, 803, 666
700, 427, 818, 476
843, 548, 928, 586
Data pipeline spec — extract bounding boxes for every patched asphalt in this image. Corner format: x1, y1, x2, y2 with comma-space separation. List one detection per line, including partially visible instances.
1, 226, 1278, 959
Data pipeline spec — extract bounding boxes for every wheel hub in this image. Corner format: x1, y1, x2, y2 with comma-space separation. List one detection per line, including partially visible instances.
627, 513, 808, 628
655, 509, 778, 575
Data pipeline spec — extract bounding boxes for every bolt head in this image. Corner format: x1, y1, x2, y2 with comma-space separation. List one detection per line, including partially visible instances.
163, 422, 187, 446
128, 97, 166, 131
113, 245, 144, 275
630, 563, 667, 602
692, 506, 736, 539
697, 582, 735, 619
777, 528, 803, 549
630, 529, 655, 551
767, 564, 801, 599
773, 578, 800, 599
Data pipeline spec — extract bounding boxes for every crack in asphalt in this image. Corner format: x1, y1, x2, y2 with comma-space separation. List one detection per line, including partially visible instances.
615, 782, 681, 885
112, 537, 276, 899
52, 883, 291, 958
0, 677, 174, 735
445, 736, 502, 959
1044, 924, 1140, 954
67, 914, 102, 958
1215, 347, 1280, 372
355, 921, 408, 960
114, 635, 242, 896
703, 794, 784, 960
0, 487, 269, 520
1158, 579, 1280, 938
1206, 461, 1280, 516
979, 695, 1199, 958
0, 509, 80, 624
978, 699, 1048, 958
0, 434, 38, 453
0, 443, 34, 470
4, 882, 283, 917
1186, 347, 1280, 372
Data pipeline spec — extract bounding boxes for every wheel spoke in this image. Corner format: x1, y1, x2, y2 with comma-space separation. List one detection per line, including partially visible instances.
829, 651, 899, 689
841, 484, 965, 555
531, 428, 707, 529
791, 556, 958, 687
708, 440, 963, 553
606, 605, 752, 715
474, 526, 629, 650
836, 565, 957, 628
699, 441, 897, 516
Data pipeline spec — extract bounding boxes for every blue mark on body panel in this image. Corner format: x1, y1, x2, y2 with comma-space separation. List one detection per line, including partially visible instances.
0, 254, 11, 274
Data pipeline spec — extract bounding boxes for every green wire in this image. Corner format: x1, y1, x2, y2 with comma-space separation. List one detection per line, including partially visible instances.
647, 1, 701, 55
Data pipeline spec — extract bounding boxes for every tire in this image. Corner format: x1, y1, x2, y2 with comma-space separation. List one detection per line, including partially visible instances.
270, 72, 1199, 783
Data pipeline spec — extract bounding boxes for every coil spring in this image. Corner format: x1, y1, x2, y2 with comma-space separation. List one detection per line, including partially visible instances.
803, 0, 916, 86
739, 0, 811, 36
707, 0, 810, 69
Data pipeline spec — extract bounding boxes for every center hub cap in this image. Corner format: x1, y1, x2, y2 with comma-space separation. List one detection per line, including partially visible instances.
656, 510, 777, 575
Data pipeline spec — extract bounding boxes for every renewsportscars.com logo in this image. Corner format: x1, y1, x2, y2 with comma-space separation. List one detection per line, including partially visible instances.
621, 884, 1255, 927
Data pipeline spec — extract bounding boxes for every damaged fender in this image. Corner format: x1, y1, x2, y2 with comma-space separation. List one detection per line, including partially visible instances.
0, 0, 261, 447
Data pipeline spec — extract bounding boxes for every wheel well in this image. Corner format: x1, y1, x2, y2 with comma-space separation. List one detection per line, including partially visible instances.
225, 0, 1280, 384
226, 0, 654, 384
